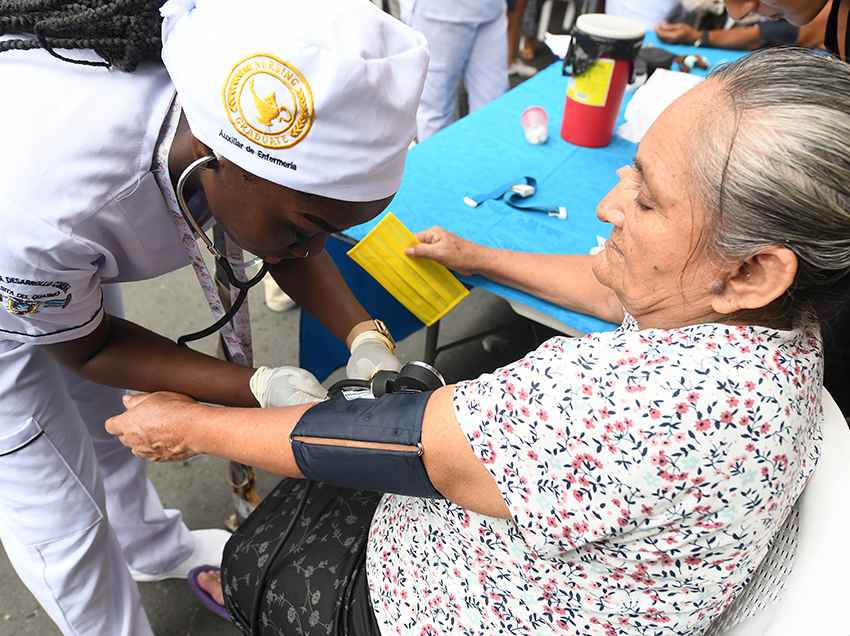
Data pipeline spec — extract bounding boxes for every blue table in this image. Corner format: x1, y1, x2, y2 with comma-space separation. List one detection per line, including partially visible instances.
300, 34, 748, 380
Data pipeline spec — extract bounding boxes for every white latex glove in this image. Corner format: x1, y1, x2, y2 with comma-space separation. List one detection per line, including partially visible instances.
346, 332, 402, 380
249, 366, 328, 408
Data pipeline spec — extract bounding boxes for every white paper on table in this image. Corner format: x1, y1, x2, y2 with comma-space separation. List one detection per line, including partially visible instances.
617, 68, 704, 143
544, 33, 572, 59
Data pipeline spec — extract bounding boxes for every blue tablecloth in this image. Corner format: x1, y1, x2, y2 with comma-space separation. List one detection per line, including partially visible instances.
300, 34, 748, 379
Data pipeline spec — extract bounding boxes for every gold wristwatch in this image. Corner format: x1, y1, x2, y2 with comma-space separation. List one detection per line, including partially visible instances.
347, 319, 396, 352
371, 319, 395, 350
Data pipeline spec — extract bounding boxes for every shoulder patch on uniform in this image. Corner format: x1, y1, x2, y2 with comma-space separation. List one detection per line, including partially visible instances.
0, 276, 72, 316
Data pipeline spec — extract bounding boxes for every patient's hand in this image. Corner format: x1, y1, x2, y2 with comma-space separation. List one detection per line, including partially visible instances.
106, 392, 200, 462
405, 226, 485, 276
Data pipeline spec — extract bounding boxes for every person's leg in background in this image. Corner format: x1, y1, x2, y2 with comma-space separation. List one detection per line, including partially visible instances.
466, 10, 510, 113
520, 0, 542, 62
62, 285, 198, 577
508, 0, 526, 60
0, 338, 154, 635
404, 8, 477, 140
508, 0, 539, 77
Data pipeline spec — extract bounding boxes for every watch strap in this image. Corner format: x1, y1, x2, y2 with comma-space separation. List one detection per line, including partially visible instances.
350, 329, 395, 354
347, 319, 396, 352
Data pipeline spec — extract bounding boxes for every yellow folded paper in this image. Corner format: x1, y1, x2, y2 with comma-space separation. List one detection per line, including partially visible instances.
348, 212, 470, 326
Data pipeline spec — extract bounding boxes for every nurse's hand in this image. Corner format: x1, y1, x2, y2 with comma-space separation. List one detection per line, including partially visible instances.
250, 366, 328, 408
346, 337, 401, 380
106, 392, 199, 462
405, 226, 485, 276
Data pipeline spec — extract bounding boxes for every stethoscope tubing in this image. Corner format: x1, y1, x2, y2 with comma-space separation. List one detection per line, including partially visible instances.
465, 176, 567, 219
174, 153, 269, 346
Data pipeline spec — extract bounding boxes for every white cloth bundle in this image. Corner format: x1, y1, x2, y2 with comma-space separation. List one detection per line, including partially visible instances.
618, 68, 704, 143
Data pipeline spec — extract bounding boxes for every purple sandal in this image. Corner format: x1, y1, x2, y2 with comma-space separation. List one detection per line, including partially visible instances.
188, 565, 231, 621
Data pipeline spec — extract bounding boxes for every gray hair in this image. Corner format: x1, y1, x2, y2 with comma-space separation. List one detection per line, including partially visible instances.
697, 47, 850, 322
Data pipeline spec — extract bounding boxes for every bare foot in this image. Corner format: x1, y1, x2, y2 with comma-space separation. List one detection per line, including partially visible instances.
197, 570, 225, 606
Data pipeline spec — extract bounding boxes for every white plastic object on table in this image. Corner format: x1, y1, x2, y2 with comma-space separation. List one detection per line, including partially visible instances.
520, 106, 549, 145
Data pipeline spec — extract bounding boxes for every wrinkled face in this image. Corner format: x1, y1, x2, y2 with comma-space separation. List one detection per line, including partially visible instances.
591, 82, 730, 327
724, 0, 829, 26
197, 153, 391, 263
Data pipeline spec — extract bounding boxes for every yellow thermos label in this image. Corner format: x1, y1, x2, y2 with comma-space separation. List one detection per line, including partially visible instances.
567, 58, 616, 107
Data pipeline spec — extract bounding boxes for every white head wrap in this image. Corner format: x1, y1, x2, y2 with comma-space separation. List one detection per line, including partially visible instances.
160, 0, 429, 202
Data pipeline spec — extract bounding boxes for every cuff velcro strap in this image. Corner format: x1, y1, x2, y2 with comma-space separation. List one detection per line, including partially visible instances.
290, 391, 442, 499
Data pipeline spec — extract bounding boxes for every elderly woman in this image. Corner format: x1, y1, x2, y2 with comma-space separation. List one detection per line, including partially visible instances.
108, 47, 850, 635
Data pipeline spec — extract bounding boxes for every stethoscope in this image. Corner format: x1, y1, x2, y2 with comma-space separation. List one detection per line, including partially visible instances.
174, 153, 308, 346
464, 176, 567, 219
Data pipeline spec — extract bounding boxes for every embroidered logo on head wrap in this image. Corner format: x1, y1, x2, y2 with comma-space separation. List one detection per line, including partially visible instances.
223, 53, 314, 150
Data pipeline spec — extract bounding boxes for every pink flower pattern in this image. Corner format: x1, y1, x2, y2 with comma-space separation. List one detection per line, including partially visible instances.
366, 316, 823, 635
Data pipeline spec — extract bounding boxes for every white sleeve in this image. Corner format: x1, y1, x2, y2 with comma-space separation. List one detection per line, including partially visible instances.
0, 235, 104, 345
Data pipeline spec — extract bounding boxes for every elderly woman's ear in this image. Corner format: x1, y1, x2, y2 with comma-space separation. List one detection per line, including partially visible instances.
711, 246, 798, 316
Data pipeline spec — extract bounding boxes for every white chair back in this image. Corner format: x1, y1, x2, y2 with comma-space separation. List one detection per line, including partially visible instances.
708, 389, 849, 635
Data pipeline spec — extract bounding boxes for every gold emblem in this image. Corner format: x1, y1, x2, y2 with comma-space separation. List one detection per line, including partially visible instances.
223, 53, 314, 149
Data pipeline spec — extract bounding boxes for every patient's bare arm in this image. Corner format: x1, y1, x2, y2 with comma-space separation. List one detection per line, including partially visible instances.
406, 226, 624, 324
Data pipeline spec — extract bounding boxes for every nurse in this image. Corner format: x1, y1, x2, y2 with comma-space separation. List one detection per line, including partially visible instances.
0, 1, 428, 634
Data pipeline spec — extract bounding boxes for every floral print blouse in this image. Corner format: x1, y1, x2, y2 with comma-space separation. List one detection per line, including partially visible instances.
366, 315, 823, 635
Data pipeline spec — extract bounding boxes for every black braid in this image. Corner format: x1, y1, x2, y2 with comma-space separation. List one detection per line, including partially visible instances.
0, 0, 163, 71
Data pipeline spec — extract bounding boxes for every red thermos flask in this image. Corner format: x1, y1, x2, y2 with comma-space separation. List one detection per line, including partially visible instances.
561, 14, 645, 148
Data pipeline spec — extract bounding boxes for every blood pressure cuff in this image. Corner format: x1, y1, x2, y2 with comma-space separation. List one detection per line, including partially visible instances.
758, 20, 799, 47
290, 391, 443, 499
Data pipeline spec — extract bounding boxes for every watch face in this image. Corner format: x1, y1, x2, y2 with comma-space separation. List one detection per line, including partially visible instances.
373, 320, 395, 346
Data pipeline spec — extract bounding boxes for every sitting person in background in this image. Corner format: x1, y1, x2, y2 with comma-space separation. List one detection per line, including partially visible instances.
107, 47, 850, 635
657, 1, 830, 48
605, 0, 681, 28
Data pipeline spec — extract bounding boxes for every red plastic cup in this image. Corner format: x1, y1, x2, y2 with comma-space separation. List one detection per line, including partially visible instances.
561, 14, 645, 148
520, 106, 549, 144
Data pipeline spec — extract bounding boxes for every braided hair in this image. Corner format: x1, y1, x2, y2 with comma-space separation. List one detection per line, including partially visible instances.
0, 0, 163, 71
